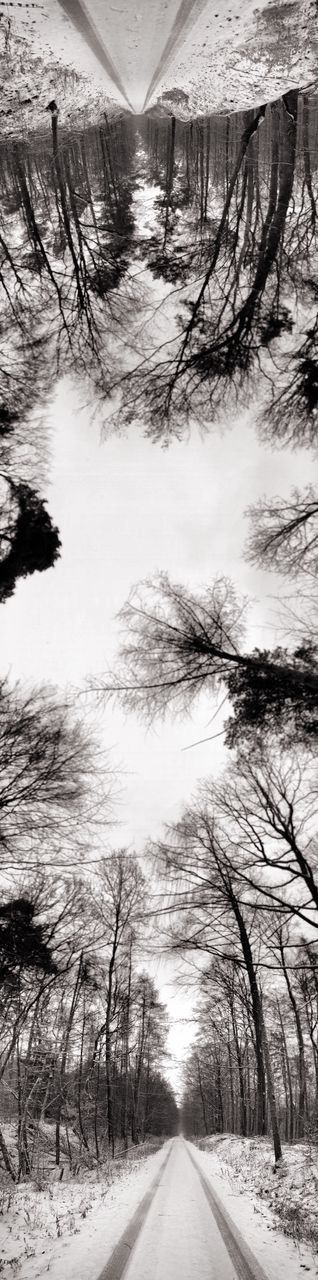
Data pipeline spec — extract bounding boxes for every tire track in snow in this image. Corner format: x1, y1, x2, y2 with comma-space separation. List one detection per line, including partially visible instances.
97, 1137, 270, 1280
187, 1144, 270, 1280
142, 0, 210, 110
56, 0, 133, 108
96, 1143, 173, 1280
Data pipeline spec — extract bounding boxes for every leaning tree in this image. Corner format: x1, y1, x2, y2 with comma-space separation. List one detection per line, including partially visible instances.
92, 570, 318, 747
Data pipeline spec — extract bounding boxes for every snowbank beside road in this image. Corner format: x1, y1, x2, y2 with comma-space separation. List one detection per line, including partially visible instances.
0, 1140, 169, 1280
148, 0, 318, 117
190, 1136, 318, 1279
0, 4, 121, 137
2, 0, 318, 132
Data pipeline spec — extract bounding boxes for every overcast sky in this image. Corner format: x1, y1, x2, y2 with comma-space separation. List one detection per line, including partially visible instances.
1, 378, 314, 1091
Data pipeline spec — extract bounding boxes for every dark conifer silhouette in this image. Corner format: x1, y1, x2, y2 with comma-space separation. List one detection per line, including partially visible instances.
0, 897, 57, 987
0, 478, 61, 603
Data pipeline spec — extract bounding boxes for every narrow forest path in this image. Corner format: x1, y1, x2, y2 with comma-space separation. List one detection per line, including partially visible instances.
55, 0, 318, 117
97, 1138, 269, 1280
56, 0, 132, 107
6, 0, 317, 125
57, 0, 205, 112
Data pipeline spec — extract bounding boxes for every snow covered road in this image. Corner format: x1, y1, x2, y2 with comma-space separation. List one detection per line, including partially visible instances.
4, 0, 318, 126
123, 1138, 237, 1279
57, 0, 209, 112
57, 0, 132, 106
99, 1138, 268, 1280
56, 0, 318, 118
2, 1135, 317, 1280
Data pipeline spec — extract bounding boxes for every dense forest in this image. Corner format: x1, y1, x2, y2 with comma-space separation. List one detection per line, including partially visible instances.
0, 87, 318, 1192
1, 92, 318, 452
0, 681, 178, 1181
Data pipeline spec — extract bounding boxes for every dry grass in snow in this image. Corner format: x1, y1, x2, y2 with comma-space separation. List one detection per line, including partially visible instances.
193, 1135, 318, 1273
149, 0, 318, 117
0, 6, 121, 137
0, 1128, 168, 1280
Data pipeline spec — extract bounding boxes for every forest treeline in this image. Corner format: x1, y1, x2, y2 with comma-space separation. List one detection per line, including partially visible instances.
1, 93, 318, 603
1, 91, 318, 608
0, 90, 318, 1181
97, 594, 318, 1162
165, 753, 318, 1161
0, 680, 178, 1181
96, 484, 318, 1162
1, 613, 318, 1178
0, 866, 178, 1182
2, 489, 318, 1179
0, 93, 318, 449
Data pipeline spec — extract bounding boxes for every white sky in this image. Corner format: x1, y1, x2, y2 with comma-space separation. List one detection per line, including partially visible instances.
0, 377, 315, 1093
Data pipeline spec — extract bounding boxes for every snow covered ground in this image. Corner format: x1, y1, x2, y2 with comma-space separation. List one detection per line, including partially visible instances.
1, 1133, 318, 1279
192, 1135, 318, 1277
148, 0, 318, 117
0, 1138, 169, 1280
123, 1137, 239, 1280
0, 0, 317, 135
0, 2, 123, 137
63, 0, 193, 113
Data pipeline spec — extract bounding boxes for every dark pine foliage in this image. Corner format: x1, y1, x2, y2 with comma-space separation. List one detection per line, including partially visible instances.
0, 480, 61, 604
225, 643, 318, 747
0, 897, 57, 987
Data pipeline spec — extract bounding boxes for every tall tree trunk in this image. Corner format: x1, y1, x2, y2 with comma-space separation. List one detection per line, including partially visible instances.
245, 1042, 252, 1134
163, 116, 176, 249
279, 1032, 290, 1140
279, 936, 307, 1138
204, 120, 210, 223
94, 1041, 102, 1161
105, 895, 122, 1158
50, 115, 85, 312
56, 953, 83, 1166
302, 96, 316, 228
230, 894, 267, 1135
17, 1036, 31, 1179
196, 1054, 208, 1135
261, 1003, 282, 1163
231, 1005, 247, 1136
78, 997, 89, 1151
0, 1121, 16, 1181
227, 1036, 235, 1132
216, 1055, 224, 1131
131, 990, 147, 1145
172, 104, 267, 376
276, 998, 294, 1141
17, 995, 41, 1179
235, 93, 298, 341
123, 939, 132, 1151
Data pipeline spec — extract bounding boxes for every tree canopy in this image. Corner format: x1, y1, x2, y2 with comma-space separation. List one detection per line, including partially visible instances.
95, 571, 318, 747
0, 896, 57, 988
245, 486, 318, 578
0, 478, 61, 604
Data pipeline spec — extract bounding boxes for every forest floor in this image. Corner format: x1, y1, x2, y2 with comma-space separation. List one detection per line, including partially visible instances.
0, 4, 122, 137
0, 0, 318, 135
0, 1124, 167, 1280
1, 1130, 318, 1279
149, 0, 318, 118
194, 1135, 318, 1264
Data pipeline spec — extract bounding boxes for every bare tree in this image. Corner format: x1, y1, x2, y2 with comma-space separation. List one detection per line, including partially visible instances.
245, 486, 318, 578
94, 571, 318, 744
154, 805, 283, 1153
93, 852, 143, 1156
214, 746, 318, 930
0, 864, 177, 1180
0, 678, 111, 869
